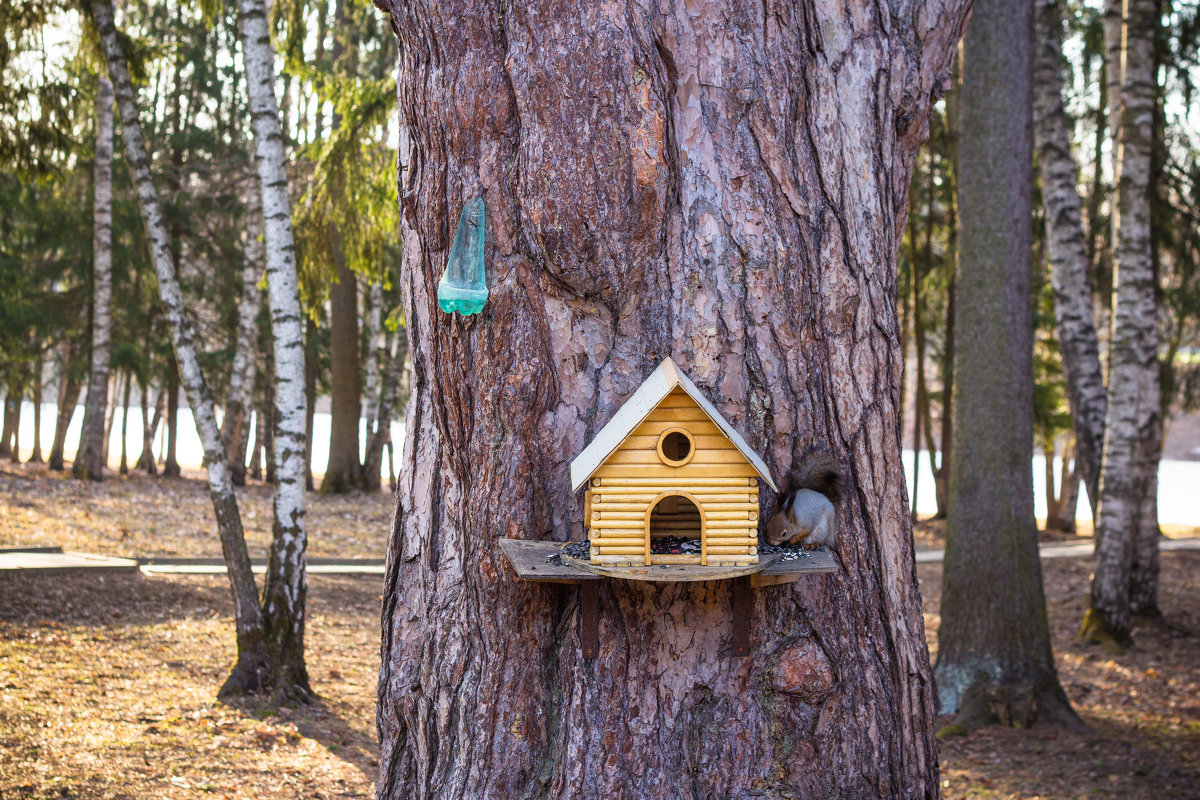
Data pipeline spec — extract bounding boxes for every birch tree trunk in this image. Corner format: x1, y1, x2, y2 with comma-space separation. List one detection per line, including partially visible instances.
1104, 0, 1124, 184
373, 0, 969, 795
1084, 0, 1160, 647
223, 186, 264, 487
91, 0, 273, 697
73, 74, 114, 482
237, 0, 312, 699
1033, 0, 1108, 513
935, 0, 1078, 730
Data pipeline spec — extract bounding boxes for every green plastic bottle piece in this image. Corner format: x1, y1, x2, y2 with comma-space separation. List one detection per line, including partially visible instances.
438, 197, 488, 315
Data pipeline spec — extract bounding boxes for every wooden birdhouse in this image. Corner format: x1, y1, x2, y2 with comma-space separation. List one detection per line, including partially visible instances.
569, 358, 777, 567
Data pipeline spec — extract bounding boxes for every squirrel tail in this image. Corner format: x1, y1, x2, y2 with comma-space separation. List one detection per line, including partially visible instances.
788, 447, 844, 502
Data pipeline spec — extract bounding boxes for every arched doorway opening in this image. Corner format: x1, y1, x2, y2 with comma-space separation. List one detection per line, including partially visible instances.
644, 492, 706, 565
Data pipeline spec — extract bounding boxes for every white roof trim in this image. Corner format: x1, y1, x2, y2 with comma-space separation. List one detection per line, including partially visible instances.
569, 358, 777, 492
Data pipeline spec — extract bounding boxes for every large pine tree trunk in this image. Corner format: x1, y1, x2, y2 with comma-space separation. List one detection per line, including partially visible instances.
237, 0, 312, 700
73, 74, 114, 482
373, 1, 968, 795
91, 0, 273, 696
1085, 0, 1159, 647
935, 0, 1078, 730
1033, 0, 1107, 513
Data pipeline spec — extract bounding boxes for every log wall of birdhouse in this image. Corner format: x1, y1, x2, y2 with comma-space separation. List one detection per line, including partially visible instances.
584, 389, 760, 566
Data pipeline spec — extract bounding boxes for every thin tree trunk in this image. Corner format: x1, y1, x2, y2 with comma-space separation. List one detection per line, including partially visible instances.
91, 0, 273, 696
373, 0, 969, 794
906, 198, 922, 523
137, 386, 163, 475
224, 186, 264, 487
248, 409, 264, 481
29, 350, 44, 463
164, 361, 181, 477
935, 0, 1079, 730
321, 240, 363, 493
363, 279, 384, 441
1104, 0, 1124, 184
238, 0, 311, 700
363, 326, 399, 491
0, 388, 13, 459
119, 370, 132, 474
1033, 0, 1107, 514
1085, 0, 1159, 648
74, 73, 114, 482
48, 356, 82, 471
4, 384, 21, 462
304, 316, 317, 492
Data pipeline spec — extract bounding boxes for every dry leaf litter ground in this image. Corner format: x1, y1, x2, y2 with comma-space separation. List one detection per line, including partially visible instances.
2, 461, 1198, 799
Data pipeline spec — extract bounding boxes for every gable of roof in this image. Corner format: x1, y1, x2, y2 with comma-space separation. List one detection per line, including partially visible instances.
569, 358, 777, 492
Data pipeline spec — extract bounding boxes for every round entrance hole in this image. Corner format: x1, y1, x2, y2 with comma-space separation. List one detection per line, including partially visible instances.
656, 427, 695, 467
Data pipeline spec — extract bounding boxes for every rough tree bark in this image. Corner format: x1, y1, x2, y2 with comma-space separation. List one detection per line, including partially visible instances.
223, 186, 264, 487
373, 1, 969, 796
933, 0, 1080, 730
74, 73, 114, 482
1085, 0, 1160, 646
91, 0, 273, 696
237, 0, 312, 700
1033, 0, 1107, 514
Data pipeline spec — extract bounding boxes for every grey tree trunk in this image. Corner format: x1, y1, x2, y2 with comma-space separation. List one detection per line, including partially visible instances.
321, 255, 363, 493
48, 353, 82, 471
163, 366, 181, 476
136, 386, 163, 474
362, 280, 384, 442
1033, 0, 1107, 513
223, 186, 264, 487
237, 0, 312, 700
373, 0, 970, 795
934, 0, 1079, 730
91, 0, 273, 696
1084, 0, 1160, 647
29, 350, 43, 463
74, 74, 115, 482
119, 371, 132, 474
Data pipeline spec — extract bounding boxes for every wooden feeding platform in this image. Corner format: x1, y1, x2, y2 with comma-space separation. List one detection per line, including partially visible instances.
498, 539, 837, 658
498, 540, 836, 588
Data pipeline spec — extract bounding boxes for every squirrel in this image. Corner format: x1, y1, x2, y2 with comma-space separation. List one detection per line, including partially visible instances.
765, 448, 844, 549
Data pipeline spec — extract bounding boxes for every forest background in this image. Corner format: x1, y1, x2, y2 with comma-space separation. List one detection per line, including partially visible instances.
1, 0, 1199, 796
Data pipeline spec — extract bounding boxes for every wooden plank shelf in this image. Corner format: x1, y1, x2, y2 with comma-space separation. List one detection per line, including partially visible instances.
497, 539, 601, 583
498, 539, 837, 662
498, 539, 837, 586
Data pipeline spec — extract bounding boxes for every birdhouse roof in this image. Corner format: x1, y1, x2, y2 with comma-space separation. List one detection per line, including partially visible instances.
569, 358, 777, 492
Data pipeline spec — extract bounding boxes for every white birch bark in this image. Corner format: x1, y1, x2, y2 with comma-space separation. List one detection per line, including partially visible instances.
362, 279, 384, 438
1104, 0, 1124, 184
237, 0, 311, 697
1033, 0, 1107, 513
222, 187, 264, 459
74, 74, 114, 482
91, 0, 272, 694
1087, 0, 1160, 645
